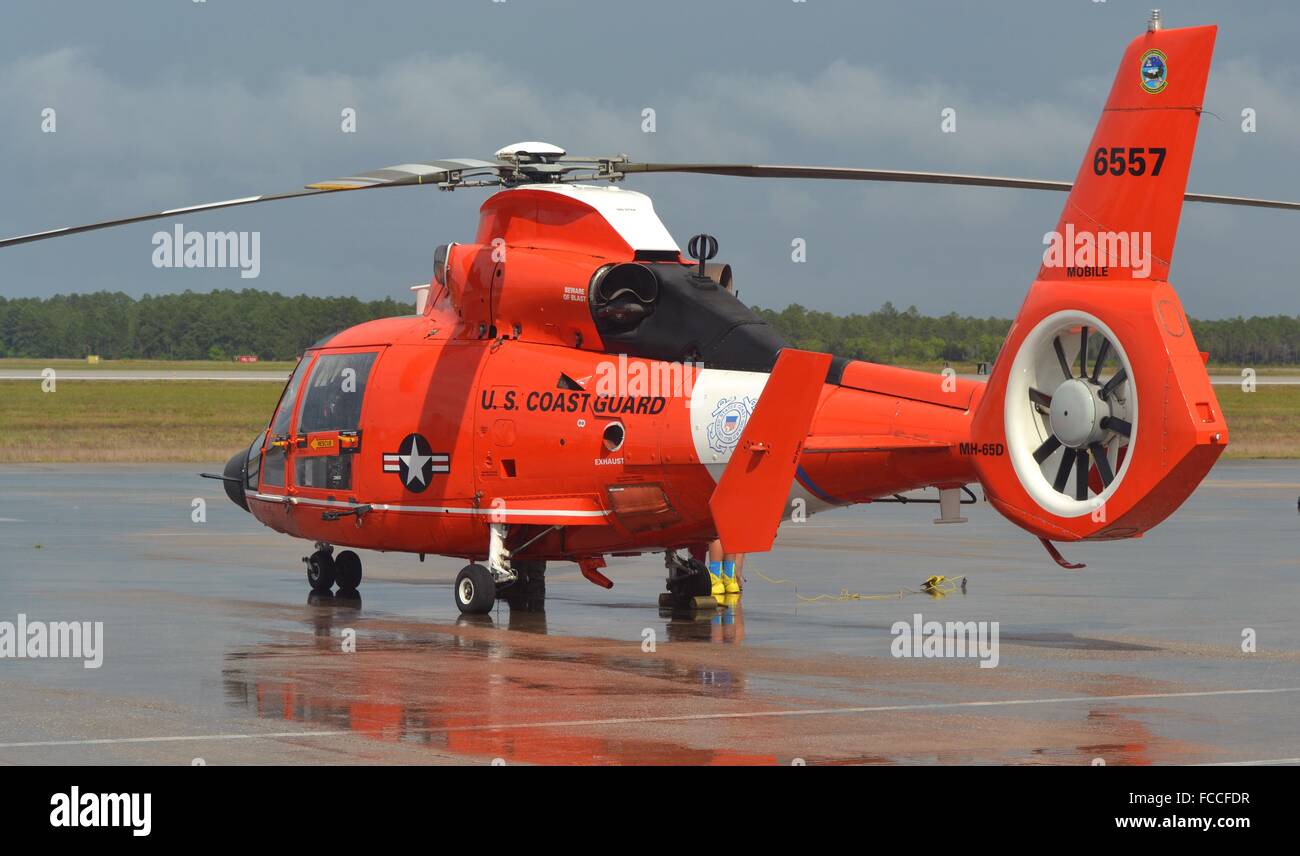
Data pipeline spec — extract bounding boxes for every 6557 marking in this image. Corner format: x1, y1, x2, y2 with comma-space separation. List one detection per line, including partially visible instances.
1093, 146, 1166, 177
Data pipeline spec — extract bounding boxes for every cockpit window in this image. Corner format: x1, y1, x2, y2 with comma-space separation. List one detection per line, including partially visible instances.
297, 352, 378, 434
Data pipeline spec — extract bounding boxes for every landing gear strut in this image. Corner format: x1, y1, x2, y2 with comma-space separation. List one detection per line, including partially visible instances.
658, 550, 718, 610
453, 523, 520, 615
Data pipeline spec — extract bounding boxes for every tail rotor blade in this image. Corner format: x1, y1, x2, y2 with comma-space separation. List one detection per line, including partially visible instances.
1033, 434, 1062, 464
1053, 447, 1077, 493
1100, 367, 1128, 401
1100, 415, 1131, 438
1090, 442, 1116, 487
1091, 339, 1111, 383
1053, 336, 1073, 379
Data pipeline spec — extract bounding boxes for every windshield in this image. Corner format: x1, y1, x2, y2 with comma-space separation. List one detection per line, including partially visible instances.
269, 356, 312, 435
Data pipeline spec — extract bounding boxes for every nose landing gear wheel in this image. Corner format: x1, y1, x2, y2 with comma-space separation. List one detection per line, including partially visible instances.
455, 563, 496, 614
334, 550, 363, 590
306, 550, 336, 593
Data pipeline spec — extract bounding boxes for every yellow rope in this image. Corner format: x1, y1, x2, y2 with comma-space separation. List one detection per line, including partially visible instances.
750, 570, 967, 603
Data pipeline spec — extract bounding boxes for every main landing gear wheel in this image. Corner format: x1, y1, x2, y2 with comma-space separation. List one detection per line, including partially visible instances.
455, 563, 496, 615
334, 550, 363, 590
502, 559, 546, 611
306, 549, 336, 593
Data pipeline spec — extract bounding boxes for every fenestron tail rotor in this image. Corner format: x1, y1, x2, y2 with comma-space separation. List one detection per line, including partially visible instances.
1006, 313, 1135, 511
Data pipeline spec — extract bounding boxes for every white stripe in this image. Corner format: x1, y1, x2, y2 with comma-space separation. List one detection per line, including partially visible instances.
424, 686, 1300, 733
8, 226, 70, 241
1200, 757, 1300, 766
161, 195, 262, 215
0, 730, 336, 749
249, 493, 607, 517
2, 687, 1295, 751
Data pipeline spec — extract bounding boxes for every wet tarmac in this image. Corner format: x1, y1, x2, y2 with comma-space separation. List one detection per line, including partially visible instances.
1, 461, 1298, 765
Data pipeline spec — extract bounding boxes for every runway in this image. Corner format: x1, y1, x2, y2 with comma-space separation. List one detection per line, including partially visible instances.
0, 370, 288, 382
1, 461, 1297, 765
1, 369, 1296, 385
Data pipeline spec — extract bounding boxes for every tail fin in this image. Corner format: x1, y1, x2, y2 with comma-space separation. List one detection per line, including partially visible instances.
1040, 24, 1217, 283
971, 24, 1227, 542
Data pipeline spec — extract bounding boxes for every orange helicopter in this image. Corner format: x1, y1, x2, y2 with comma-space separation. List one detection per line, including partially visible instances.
6, 17, 1297, 614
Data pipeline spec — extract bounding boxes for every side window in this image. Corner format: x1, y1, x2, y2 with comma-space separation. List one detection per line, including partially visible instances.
271, 357, 312, 436
297, 352, 378, 434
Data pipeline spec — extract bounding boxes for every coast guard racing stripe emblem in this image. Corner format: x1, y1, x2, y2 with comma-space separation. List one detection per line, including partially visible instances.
382, 433, 449, 492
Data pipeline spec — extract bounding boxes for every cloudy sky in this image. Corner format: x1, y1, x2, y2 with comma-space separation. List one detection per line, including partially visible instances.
1, 0, 1297, 319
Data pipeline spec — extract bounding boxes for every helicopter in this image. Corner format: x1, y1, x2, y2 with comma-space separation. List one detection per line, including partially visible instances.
5, 17, 1298, 614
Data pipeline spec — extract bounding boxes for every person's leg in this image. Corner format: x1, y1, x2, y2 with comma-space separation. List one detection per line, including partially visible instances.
722, 553, 741, 594
707, 539, 726, 597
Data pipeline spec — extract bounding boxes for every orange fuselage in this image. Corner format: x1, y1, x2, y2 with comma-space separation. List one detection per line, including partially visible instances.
245, 304, 984, 563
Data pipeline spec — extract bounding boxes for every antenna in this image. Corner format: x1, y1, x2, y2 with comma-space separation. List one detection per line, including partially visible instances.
686, 233, 718, 278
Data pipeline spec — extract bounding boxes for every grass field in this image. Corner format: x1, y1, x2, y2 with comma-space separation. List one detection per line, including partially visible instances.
0, 381, 281, 462
1, 378, 1296, 462
1212, 386, 1300, 458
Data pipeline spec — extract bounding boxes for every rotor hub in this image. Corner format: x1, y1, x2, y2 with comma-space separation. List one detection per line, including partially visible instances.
1049, 378, 1106, 449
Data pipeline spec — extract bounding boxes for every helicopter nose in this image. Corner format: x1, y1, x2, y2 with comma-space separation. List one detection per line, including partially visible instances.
221, 447, 250, 512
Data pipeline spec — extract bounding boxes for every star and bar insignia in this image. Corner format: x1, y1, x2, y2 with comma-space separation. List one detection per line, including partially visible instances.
382, 433, 450, 492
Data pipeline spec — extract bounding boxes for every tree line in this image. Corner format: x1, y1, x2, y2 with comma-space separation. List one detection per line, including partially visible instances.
754, 302, 1300, 367
0, 291, 1295, 366
0, 290, 409, 361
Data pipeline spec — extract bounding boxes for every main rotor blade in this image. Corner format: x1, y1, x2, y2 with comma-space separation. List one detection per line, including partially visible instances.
617, 163, 1074, 193
10, 156, 1299, 251
616, 163, 1300, 211
0, 188, 342, 249
0, 159, 502, 249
